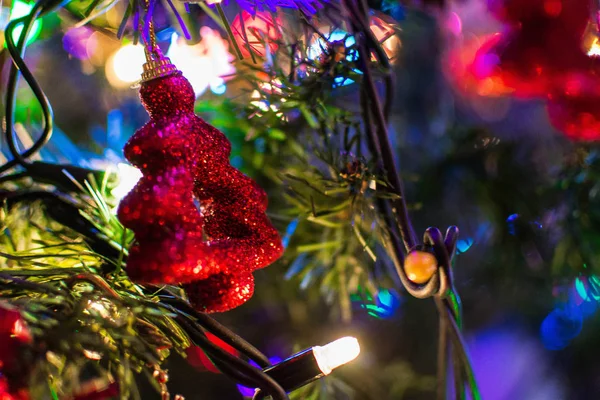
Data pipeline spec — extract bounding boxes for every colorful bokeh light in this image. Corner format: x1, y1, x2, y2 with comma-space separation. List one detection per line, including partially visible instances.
540, 274, 600, 350
354, 288, 401, 319
8, 0, 42, 46
105, 43, 146, 88
62, 26, 97, 60
166, 27, 234, 98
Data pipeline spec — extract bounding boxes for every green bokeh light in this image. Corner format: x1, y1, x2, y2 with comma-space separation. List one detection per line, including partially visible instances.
575, 277, 589, 302
7, 0, 42, 46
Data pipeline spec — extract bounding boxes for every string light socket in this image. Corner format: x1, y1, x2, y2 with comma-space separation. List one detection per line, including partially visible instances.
262, 337, 360, 393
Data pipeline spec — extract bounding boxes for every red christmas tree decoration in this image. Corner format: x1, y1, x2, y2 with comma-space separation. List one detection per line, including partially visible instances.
0, 376, 28, 400
0, 306, 32, 371
456, 0, 600, 140
0, 305, 32, 400
469, 0, 591, 97
546, 67, 600, 141
117, 50, 283, 312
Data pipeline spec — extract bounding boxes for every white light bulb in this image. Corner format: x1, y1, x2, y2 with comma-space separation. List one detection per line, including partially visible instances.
313, 336, 360, 375
105, 44, 146, 88
111, 163, 142, 203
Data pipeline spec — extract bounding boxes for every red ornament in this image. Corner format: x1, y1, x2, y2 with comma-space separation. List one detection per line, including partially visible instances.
0, 376, 28, 400
547, 70, 600, 141
0, 306, 31, 400
487, 0, 589, 33
117, 54, 283, 312
231, 11, 281, 58
0, 306, 31, 373
469, 0, 591, 97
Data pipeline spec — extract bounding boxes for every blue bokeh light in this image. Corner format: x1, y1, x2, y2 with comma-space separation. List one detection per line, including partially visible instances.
210, 79, 227, 95
540, 306, 583, 350
456, 238, 474, 254
540, 275, 600, 350
507, 213, 519, 235
357, 289, 401, 319
281, 218, 299, 249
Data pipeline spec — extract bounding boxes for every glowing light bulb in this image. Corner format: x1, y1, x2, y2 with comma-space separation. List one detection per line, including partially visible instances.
261, 336, 360, 394
111, 163, 142, 202
313, 337, 360, 375
105, 44, 146, 88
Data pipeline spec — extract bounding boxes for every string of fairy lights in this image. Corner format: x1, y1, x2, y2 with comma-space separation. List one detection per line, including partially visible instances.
0, 0, 363, 398
0, 0, 500, 398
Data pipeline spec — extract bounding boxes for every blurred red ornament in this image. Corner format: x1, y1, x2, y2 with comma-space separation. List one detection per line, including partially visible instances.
487, 0, 589, 34
231, 11, 281, 58
117, 55, 283, 312
547, 74, 600, 141
0, 305, 32, 374
186, 332, 240, 373
467, 0, 591, 97
0, 376, 28, 400
470, 34, 591, 98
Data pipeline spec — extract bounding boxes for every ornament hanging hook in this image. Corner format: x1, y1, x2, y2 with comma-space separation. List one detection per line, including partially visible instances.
142, 0, 158, 58
135, 0, 179, 84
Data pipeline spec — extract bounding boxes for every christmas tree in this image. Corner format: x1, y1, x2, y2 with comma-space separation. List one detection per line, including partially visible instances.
0, 0, 599, 398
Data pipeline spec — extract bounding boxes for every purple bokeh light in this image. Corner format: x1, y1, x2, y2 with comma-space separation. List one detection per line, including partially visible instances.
62, 26, 96, 60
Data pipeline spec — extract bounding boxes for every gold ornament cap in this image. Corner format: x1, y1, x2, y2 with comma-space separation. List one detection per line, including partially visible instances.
140, 47, 179, 82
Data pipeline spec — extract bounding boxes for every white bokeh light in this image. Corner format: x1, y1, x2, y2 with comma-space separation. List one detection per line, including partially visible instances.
111, 163, 142, 203
167, 27, 235, 97
106, 44, 146, 88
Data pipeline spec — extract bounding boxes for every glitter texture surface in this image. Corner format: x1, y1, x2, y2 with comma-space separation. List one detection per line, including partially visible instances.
117, 72, 283, 312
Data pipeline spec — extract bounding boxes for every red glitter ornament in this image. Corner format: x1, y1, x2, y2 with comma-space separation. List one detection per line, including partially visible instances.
117, 52, 283, 312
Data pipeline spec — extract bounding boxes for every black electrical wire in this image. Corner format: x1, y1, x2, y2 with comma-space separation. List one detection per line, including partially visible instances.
1, 0, 67, 175
0, 172, 28, 184
3, 0, 52, 172
159, 295, 271, 368
177, 316, 290, 400
210, 356, 260, 389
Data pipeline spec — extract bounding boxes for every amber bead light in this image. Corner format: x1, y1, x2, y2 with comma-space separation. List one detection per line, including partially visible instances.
404, 251, 438, 284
